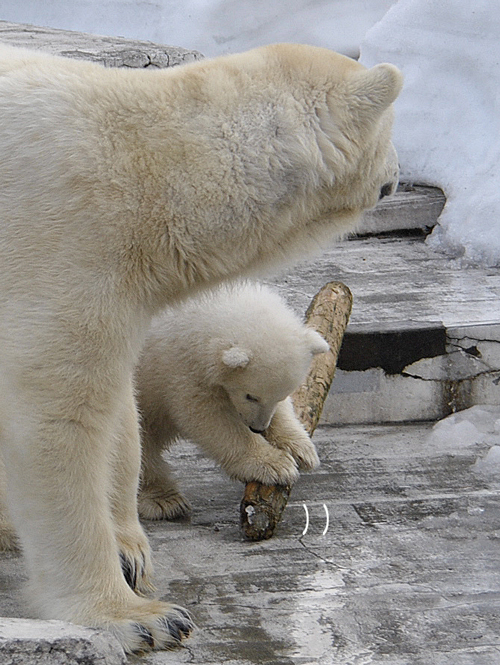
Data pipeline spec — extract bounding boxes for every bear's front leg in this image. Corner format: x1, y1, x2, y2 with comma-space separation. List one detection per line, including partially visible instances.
109, 381, 155, 593
264, 397, 320, 471
1, 376, 193, 654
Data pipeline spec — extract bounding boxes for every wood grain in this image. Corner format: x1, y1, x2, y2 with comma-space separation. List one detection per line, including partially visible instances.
240, 282, 353, 540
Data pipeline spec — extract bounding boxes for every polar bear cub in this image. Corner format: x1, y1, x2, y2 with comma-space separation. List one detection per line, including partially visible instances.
136, 282, 328, 520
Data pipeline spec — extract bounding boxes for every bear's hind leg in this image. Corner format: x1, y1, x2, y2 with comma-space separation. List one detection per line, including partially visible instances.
138, 419, 191, 521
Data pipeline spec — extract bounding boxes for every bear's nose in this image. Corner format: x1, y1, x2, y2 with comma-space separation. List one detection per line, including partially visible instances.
379, 182, 394, 199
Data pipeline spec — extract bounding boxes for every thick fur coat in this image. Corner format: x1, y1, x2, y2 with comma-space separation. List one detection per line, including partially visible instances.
136, 282, 328, 520
0, 43, 402, 652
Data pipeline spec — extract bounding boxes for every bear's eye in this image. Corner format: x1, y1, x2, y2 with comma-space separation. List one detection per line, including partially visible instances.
246, 394, 259, 403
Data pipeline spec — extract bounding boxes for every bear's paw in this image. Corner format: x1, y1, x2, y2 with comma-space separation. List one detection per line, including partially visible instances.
104, 601, 195, 654
138, 486, 192, 521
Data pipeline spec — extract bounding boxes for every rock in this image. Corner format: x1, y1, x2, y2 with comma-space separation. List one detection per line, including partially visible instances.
0, 19, 203, 67
0, 618, 127, 665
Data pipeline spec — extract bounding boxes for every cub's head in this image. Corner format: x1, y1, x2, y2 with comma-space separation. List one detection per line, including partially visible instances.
218, 326, 327, 433
206, 284, 329, 433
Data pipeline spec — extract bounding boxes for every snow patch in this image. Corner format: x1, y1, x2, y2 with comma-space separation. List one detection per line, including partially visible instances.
473, 445, 500, 476
426, 405, 500, 479
360, 0, 500, 267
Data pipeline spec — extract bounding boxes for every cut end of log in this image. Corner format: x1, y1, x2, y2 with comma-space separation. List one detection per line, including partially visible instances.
240, 481, 291, 541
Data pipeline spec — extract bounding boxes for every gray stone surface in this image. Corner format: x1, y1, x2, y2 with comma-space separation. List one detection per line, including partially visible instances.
0, 617, 126, 664
269, 235, 500, 331
0, 20, 203, 67
3, 424, 500, 664
358, 184, 445, 236
267, 225, 500, 424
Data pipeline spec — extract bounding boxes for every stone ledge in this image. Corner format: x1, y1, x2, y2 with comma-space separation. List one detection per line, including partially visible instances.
358, 184, 445, 236
0, 20, 203, 68
325, 321, 500, 424
0, 617, 126, 665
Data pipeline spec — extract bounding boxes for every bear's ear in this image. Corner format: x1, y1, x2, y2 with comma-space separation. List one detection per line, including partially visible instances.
304, 328, 329, 356
222, 346, 252, 369
345, 63, 403, 126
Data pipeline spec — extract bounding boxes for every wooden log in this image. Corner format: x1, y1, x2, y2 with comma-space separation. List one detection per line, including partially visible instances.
240, 281, 353, 540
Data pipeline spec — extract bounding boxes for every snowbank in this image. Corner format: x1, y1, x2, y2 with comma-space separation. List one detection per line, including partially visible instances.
427, 405, 500, 480
360, 0, 500, 266
0, 0, 395, 59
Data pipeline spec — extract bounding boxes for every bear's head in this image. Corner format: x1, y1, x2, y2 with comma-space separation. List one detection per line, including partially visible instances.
263, 43, 403, 222
173, 44, 404, 276
216, 325, 328, 434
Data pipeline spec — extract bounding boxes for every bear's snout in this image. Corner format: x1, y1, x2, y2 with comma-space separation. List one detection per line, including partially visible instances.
379, 182, 395, 199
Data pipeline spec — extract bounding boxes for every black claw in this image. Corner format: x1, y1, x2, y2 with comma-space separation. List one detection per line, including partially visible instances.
157, 616, 181, 642
133, 623, 155, 649
158, 611, 194, 642
119, 553, 137, 591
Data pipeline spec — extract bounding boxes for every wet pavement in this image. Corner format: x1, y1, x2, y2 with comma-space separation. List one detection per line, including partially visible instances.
4, 421, 496, 664
135, 423, 500, 665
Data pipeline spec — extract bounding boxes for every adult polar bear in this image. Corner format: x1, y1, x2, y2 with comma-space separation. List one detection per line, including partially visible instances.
0, 43, 402, 652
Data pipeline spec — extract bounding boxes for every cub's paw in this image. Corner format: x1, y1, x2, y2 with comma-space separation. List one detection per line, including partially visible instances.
266, 420, 320, 472
286, 436, 320, 471
230, 443, 300, 486
138, 486, 191, 521
116, 528, 154, 595
106, 601, 195, 654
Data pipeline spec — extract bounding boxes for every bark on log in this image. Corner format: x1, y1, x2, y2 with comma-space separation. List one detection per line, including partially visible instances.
241, 281, 353, 540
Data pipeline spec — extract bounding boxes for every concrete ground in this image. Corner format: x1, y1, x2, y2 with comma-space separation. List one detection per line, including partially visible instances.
3, 421, 499, 664
139, 423, 500, 665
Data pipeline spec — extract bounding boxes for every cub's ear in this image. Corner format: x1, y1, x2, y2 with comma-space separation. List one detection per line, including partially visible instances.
304, 328, 329, 356
346, 63, 403, 125
222, 346, 252, 369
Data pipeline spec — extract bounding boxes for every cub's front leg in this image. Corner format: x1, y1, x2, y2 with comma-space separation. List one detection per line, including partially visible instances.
177, 400, 300, 486
264, 397, 320, 471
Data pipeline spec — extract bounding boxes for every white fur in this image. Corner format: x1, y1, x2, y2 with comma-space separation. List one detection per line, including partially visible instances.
136, 282, 328, 520
0, 43, 402, 652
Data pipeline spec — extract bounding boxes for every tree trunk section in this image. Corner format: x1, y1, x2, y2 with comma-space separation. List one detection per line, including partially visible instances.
240, 281, 353, 540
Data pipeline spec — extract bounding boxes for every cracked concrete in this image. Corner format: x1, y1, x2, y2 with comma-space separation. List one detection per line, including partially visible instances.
4, 424, 498, 664
269, 236, 500, 424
